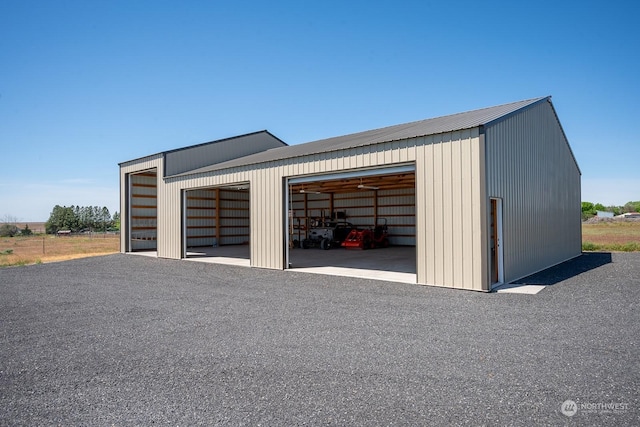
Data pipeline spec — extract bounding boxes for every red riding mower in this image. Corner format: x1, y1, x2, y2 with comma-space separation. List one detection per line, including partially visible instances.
341, 218, 390, 250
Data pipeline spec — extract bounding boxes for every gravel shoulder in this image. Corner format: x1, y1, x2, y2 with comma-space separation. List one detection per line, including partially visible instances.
1, 253, 639, 425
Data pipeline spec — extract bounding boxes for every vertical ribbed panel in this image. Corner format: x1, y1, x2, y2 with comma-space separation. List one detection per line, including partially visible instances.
155, 135, 485, 289
485, 100, 581, 283
249, 165, 284, 269
157, 156, 181, 259
415, 130, 484, 290
120, 99, 581, 293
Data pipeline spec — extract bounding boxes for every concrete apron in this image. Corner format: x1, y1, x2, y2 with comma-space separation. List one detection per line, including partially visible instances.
129, 246, 545, 292
181, 244, 417, 284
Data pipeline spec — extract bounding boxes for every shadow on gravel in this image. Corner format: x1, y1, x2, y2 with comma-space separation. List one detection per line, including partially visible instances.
512, 252, 612, 286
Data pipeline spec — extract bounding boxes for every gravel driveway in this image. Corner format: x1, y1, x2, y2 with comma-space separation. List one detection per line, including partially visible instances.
1, 252, 638, 425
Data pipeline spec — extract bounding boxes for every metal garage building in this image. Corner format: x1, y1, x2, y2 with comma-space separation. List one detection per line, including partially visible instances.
119, 96, 581, 291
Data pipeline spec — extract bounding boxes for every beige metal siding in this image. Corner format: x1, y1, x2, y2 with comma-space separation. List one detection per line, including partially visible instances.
157, 173, 177, 259
121, 98, 579, 292
485, 100, 581, 283
414, 130, 485, 290
162, 174, 253, 259
249, 165, 284, 269
159, 133, 484, 290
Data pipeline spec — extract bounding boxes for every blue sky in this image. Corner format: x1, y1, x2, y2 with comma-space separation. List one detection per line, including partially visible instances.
1, 0, 638, 221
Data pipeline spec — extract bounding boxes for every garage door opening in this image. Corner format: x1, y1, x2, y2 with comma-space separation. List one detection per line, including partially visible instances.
286, 166, 416, 283
127, 169, 158, 253
183, 184, 250, 266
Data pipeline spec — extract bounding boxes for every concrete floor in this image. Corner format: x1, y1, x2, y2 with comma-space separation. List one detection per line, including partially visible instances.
289, 245, 416, 284
185, 245, 250, 267
179, 244, 417, 284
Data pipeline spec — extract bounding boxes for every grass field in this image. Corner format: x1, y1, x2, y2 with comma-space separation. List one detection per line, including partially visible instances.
0, 234, 119, 267
582, 220, 640, 252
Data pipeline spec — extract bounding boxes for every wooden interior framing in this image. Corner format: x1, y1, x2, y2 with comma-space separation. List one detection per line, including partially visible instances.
130, 170, 158, 250
289, 172, 416, 245
290, 172, 415, 194
185, 188, 250, 248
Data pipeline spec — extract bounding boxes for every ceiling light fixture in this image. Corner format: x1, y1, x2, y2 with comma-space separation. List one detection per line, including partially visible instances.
357, 184, 379, 190
357, 179, 379, 190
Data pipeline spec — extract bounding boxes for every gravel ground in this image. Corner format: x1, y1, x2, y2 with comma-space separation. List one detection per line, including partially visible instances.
1, 253, 638, 426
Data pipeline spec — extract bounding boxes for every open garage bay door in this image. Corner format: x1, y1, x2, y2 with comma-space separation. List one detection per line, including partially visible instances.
128, 169, 158, 252
286, 165, 416, 283
183, 184, 250, 266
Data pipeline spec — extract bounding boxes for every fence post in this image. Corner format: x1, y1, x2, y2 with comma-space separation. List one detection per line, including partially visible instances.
43, 236, 45, 254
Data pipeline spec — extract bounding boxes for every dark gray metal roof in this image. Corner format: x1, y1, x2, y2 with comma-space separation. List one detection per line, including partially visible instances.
119, 130, 287, 167
173, 97, 549, 177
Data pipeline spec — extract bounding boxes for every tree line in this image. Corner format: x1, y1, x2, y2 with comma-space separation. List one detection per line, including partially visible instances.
45, 205, 120, 234
581, 200, 640, 221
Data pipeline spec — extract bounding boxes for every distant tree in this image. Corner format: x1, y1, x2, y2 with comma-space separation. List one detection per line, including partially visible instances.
0, 224, 19, 237
46, 205, 118, 233
623, 201, 640, 213
581, 201, 594, 212
1, 214, 19, 224
46, 205, 62, 234
112, 212, 120, 231
99, 207, 110, 231
77, 206, 88, 230
46, 205, 78, 234
581, 202, 596, 221
82, 206, 93, 230
74, 205, 81, 223
21, 224, 33, 236
607, 205, 622, 216
67, 205, 79, 230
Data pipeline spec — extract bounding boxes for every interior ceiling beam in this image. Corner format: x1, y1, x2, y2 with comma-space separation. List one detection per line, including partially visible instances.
291, 173, 415, 194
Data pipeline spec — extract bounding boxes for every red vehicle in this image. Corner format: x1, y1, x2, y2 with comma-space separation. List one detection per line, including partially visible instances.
341, 219, 389, 250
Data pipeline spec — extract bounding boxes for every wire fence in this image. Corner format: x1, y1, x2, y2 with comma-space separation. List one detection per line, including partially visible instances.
0, 234, 120, 266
